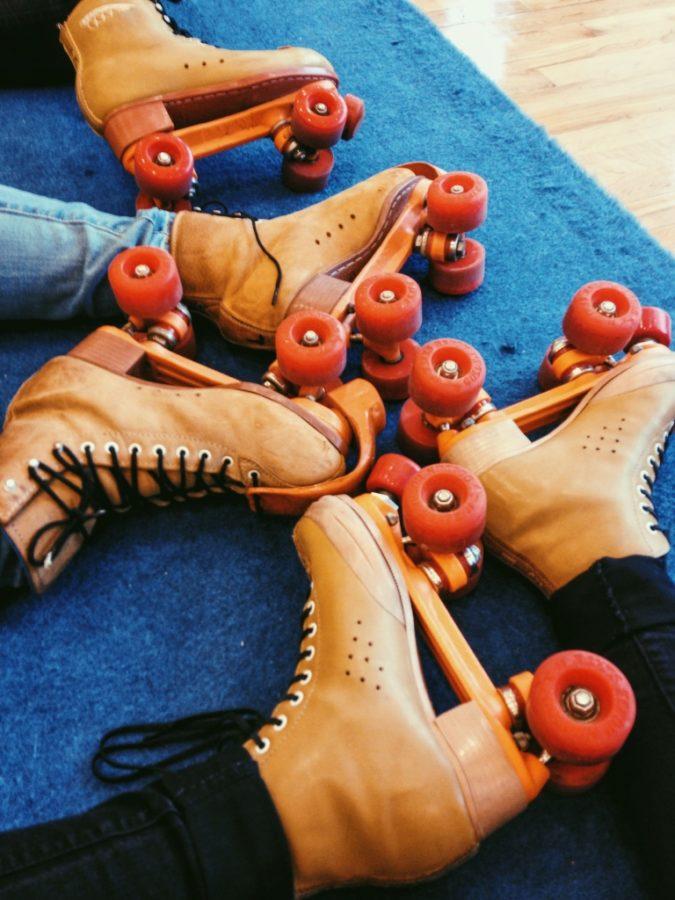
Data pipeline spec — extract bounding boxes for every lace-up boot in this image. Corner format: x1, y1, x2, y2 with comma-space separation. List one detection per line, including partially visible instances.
245, 494, 531, 895
60, 0, 334, 138
442, 343, 675, 595
0, 333, 348, 593
171, 165, 425, 347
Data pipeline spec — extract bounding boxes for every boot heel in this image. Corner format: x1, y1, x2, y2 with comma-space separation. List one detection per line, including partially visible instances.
434, 703, 529, 840
104, 101, 174, 161
439, 415, 530, 476
69, 327, 146, 376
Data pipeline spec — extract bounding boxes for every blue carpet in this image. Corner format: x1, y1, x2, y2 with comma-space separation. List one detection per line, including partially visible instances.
0, 1, 673, 897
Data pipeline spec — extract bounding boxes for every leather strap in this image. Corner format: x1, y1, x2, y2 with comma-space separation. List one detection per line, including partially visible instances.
246, 379, 385, 515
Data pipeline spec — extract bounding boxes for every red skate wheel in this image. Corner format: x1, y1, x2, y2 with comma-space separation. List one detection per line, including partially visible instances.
563, 282, 641, 355
527, 650, 636, 765
366, 453, 420, 500
134, 133, 194, 203
282, 149, 335, 193
429, 239, 485, 296
537, 350, 560, 391
547, 759, 611, 795
275, 310, 347, 386
342, 94, 365, 141
355, 273, 422, 344
109, 247, 182, 319
361, 338, 419, 401
397, 399, 440, 464
402, 463, 487, 554
291, 85, 348, 149
627, 306, 671, 348
410, 339, 486, 419
427, 172, 488, 234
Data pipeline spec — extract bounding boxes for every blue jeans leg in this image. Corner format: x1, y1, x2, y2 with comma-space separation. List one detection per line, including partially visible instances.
0, 746, 293, 900
0, 185, 175, 320
552, 555, 675, 897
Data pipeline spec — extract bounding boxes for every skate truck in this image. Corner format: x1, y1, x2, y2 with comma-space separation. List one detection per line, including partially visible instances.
361, 455, 636, 793
124, 81, 366, 207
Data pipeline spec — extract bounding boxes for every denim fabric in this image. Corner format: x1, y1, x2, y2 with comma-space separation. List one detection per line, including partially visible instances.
0, 529, 24, 591
0, 744, 293, 899
552, 555, 675, 898
0, 186, 174, 320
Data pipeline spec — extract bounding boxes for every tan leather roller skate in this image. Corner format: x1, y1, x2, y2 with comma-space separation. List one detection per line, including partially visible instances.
59, 0, 364, 200
398, 283, 674, 596
0, 305, 384, 592
171, 162, 489, 400
244, 494, 635, 892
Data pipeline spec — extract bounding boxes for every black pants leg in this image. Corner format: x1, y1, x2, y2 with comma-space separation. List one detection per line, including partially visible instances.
0, 2, 74, 87
0, 745, 293, 899
552, 555, 675, 898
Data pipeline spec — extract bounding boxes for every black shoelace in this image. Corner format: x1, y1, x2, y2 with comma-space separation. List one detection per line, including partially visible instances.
637, 423, 672, 534
194, 199, 283, 307
93, 604, 316, 783
27, 443, 234, 570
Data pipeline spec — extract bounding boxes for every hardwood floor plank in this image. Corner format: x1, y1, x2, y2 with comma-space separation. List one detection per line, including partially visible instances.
412, 0, 675, 249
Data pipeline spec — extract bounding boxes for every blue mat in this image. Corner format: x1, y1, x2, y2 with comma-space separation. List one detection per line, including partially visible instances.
1, 1, 673, 897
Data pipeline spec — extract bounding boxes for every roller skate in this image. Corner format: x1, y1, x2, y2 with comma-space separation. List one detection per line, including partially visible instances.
397, 282, 674, 598
99, 492, 635, 892
59, 0, 364, 203
0, 253, 385, 593
169, 162, 488, 400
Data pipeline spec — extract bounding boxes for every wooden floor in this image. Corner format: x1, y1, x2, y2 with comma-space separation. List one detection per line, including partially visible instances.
413, 0, 675, 251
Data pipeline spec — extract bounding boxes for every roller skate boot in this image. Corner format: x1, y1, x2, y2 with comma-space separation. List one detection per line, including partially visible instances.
172, 162, 488, 399
0, 310, 385, 592
400, 283, 674, 595
96, 491, 635, 882
59, 0, 364, 200
249, 494, 634, 889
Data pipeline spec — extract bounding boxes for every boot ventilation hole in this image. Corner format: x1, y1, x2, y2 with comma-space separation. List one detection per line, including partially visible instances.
582, 422, 624, 454
346, 620, 382, 688
183, 60, 226, 69
636, 419, 672, 534
314, 216, 354, 246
